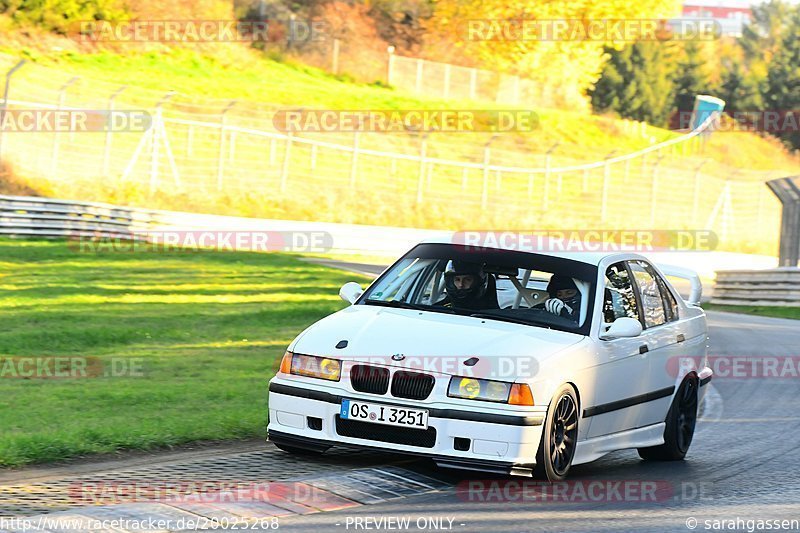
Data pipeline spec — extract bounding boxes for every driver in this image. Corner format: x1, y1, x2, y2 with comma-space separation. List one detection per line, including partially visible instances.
438, 260, 499, 310
540, 275, 581, 322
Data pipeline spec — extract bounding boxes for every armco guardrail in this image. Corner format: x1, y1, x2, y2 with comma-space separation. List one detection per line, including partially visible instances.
0, 195, 441, 256
1, 195, 779, 278
0, 195, 161, 238
712, 268, 800, 307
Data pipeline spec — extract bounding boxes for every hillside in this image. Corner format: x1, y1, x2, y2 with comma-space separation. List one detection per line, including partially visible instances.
0, 44, 796, 255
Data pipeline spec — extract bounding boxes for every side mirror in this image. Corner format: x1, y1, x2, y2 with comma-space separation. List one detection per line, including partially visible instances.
339, 282, 363, 304
600, 317, 643, 340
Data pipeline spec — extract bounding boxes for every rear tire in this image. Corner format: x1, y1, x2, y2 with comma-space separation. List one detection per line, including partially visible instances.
534, 384, 579, 481
638, 377, 698, 461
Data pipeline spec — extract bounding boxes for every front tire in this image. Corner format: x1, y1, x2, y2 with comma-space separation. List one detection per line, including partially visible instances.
534, 384, 579, 481
638, 377, 698, 461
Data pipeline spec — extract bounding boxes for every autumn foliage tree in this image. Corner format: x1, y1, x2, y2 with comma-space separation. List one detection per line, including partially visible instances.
424, 0, 681, 107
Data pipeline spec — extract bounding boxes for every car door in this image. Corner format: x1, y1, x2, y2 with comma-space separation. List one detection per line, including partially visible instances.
584, 262, 651, 438
627, 259, 684, 428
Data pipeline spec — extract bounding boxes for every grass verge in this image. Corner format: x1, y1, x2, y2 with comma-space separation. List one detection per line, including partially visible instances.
703, 303, 800, 320
0, 238, 370, 467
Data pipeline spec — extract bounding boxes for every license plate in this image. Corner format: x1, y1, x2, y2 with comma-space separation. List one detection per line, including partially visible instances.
340, 399, 429, 430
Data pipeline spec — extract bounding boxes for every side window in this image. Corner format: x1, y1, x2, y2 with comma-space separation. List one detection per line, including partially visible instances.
416, 262, 445, 305
628, 261, 667, 328
641, 262, 679, 322
604, 262, 640, 324
655, 275, 679, 322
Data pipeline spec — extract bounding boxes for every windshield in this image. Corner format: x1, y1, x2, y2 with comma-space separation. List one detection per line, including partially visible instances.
359, 243, 597, 335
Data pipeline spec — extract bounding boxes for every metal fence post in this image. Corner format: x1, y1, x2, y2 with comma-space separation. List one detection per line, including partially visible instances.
387, 46, 395, 85
217, 100, 236, 191
350, 131, 360, 186
0, 59, 26, 161
650, 154, 665, 226
481, 137, 495, 210
543, 142, 558, 211
185, 125, 194, 159
469, 68, 477, 100
416, 133, 428, 204
332, 38, 340, 75
280, 132, 293, 193
640, 152, 647, 181
691, 159, 708, 225
601, 151, 617, 222
51, 76, 79, 177
150, 91, 175, 194
103, 86, 127, 177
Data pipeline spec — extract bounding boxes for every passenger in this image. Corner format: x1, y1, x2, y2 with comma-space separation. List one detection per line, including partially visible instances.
540, 275, 581, 322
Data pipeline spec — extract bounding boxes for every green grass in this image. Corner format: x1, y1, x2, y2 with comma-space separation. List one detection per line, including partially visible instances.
6, 46, 796, 170
4, 46, 681, 157
0, 238, 370, 467
704, 303, 800, 320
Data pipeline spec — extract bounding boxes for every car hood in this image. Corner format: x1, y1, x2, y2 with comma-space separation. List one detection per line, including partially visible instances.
290, 304, 586, 380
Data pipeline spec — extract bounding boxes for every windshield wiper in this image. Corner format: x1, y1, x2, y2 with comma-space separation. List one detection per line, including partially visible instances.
363, 300, 427, 311
363, 300, 456, 313
468, 312, 551, 328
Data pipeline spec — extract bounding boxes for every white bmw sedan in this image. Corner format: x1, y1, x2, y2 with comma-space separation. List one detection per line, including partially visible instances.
267, 240, 713, 480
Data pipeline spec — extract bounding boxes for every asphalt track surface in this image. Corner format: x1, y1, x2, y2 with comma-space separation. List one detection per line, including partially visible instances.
3, 260, 799, 532
275, 310, 800, 533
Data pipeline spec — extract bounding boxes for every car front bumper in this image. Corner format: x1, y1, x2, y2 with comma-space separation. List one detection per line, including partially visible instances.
267, 380, 546, 476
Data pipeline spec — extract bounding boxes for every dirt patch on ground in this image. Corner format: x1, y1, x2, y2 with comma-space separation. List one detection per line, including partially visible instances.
0, 162, 43, 196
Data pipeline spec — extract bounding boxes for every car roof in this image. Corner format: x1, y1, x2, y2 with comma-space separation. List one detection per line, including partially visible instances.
419, 234, 647, 266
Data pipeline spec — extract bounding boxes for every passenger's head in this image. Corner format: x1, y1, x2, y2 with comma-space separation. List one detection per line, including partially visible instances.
547, 275, 580, 305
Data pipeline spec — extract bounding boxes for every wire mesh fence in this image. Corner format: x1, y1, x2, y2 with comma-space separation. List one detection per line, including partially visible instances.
0, 53, 785, 255
387, 53, 580, 110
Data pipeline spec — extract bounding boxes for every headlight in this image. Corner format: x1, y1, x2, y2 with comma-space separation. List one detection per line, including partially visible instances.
279, 351, 341, 381
447, 376, 534, 405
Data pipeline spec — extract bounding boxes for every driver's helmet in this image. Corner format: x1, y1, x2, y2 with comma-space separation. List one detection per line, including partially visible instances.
547, 275, 581, 310
444, 260, 488, 305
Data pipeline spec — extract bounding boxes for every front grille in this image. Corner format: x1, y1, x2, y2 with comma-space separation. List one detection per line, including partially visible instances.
335, 416, 437, 448
350, 365, 390, 395
391, 371, 435, 400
